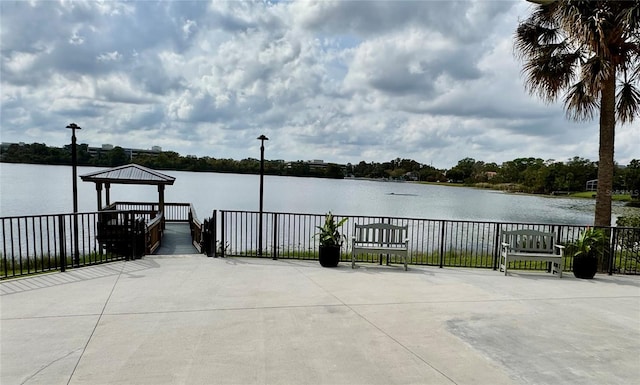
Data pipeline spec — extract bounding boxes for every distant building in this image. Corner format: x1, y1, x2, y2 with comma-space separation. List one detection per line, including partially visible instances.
0, 142, 25, 151
586, 179, 597, 191
87, 144, 163, 159
286, 159, 330, 171
285, 159, 347, 174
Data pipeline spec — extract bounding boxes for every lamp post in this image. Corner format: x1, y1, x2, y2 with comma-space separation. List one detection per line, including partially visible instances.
67, 123, 81, 267
257, 135, 268, 257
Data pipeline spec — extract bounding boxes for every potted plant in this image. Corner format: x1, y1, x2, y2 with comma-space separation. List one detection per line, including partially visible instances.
567, 227, 605, 279
314, 212, 348, 267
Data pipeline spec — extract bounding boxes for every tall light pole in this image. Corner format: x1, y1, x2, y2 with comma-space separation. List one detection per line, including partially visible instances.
257, 135, 268, 257
67, 123, 81, 267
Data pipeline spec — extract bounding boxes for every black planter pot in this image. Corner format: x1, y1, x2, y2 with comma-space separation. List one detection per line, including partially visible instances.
319, 245, 340, 267
573, 255, 598, 279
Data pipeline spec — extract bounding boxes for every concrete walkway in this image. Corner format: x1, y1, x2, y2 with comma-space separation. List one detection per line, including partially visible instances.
1, 256, 639, 385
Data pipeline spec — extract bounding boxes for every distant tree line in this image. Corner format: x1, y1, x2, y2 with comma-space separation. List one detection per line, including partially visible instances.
0, 143, 348, 179
447, 156, 639, 196
1, 142, 638, 196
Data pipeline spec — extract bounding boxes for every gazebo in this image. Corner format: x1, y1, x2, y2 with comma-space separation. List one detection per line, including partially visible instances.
80, 163, 176, 216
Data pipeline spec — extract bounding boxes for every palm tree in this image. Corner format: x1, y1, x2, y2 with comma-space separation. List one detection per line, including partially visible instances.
515, 0, 640, 226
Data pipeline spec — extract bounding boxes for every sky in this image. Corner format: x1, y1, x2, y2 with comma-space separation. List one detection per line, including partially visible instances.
1, 0, 637, 170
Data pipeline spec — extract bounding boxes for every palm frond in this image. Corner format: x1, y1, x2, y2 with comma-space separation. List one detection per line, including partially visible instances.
514, 22, 562, 60
581, 56, 614, 93
564, 81, 599, 121
560, 1, 617, 58
618, 1, 640, 34
516, 0, 639, 121
616, 81, 640, 123
522, 46, 580, 102
632, 62, 640, 82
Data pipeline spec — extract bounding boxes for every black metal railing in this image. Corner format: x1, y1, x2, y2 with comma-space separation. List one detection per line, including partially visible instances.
206, 210, 639, 275
1, 202, 211, 279
1, 212, 130, 278
4, 207, 637, 279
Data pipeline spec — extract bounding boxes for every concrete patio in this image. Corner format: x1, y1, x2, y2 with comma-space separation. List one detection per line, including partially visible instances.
1, 255, 639, 385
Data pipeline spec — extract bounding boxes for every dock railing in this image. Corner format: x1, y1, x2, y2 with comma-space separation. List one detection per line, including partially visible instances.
207, 210, 639, 275
105, 201, 203, 253
188, 204, 203, 253
104, 202, 191, 222
1, 202, 203, 279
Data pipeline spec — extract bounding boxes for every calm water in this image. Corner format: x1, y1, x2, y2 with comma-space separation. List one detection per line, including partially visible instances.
0, 163, 621, 225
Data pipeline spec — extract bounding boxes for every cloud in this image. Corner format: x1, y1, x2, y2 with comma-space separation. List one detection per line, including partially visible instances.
0, 0, 637, 170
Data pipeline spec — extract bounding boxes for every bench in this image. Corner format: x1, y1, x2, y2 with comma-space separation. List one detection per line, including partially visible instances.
500, 230, 564, 277
352, 223, 409, 270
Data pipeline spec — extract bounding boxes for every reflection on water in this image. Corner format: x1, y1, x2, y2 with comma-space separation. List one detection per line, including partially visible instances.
1, 163, 634, 225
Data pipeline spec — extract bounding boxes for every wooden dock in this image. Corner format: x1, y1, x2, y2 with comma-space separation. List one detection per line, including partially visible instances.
156, 223, 199, 255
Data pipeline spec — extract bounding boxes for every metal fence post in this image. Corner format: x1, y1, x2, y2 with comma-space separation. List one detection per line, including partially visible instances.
212, 210, 217, 257
439, 220, 446, 268
58, 215, 66, 272
608, 227, 617, 275
492, 223, 501, 271
202, 218, 210, 257
220, 210, 225, 258
272, 213, 278, 260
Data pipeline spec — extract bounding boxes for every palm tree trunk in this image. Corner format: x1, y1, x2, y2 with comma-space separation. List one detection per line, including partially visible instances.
594, 71, 616, 227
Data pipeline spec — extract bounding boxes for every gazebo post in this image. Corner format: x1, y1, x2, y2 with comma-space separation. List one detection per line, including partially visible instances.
105, 183, 111, 207
158, 184, 165, 225
95, 182, 103, 211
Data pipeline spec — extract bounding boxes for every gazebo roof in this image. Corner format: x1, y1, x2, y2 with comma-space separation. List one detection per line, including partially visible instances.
80, 164, 176, 186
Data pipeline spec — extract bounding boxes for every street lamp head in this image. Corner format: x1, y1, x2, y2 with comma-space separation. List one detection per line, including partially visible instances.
66, 123, 82, 130
257, 134, 268, 141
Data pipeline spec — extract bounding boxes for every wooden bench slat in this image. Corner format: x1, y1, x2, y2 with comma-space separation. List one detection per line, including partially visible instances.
352, 223, 409, 270
500, 230, 564, 278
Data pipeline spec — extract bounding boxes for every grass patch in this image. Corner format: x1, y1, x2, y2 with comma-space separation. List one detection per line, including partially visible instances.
202, 246, 640, 274
570, 191, 633, 201
1, 252, 126, 279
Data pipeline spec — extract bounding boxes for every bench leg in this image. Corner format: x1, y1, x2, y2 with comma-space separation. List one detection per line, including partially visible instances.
558, 261, 564, 278
555, 261, 563, 278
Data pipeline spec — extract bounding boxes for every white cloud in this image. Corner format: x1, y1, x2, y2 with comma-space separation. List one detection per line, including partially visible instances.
0, 0, 637, 170
97, 51, 122, 62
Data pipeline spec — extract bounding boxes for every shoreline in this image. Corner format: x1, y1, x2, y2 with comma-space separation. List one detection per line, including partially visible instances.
416, 180, 637, 203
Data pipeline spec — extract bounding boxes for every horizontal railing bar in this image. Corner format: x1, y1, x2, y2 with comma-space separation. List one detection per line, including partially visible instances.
210, 209, 639, 276
3, 205, 638, 279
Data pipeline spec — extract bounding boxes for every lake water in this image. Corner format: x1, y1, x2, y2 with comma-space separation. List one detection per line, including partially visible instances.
0, 163, 629, 225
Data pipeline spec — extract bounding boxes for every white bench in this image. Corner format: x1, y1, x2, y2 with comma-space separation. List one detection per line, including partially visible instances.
352, 223, 409, 270
500, 230, 564, 277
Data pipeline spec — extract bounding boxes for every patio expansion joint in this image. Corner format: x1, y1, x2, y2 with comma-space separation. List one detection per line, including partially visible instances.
18, 348, 83, 385
97, 303, 350, 317
1, 313, 102, 322
295, 267, 461, 385
64, 260, 128, 385
342, 294, 640, 307
5, 295, 636, 322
